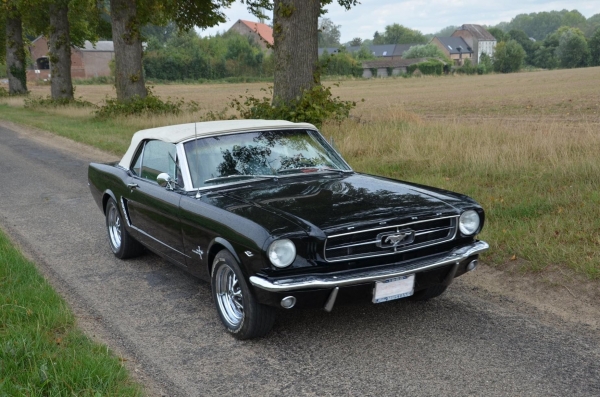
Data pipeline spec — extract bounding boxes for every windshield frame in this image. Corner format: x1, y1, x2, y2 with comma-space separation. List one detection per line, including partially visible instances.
178, 128, 353, 192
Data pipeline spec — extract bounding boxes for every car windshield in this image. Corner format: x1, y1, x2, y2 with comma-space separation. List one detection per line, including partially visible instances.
184, 129, 351, 188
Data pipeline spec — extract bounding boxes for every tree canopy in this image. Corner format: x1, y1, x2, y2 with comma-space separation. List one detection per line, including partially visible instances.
493, 39, 526, 73
318, 18, 341, 47
372, 23, 428, 45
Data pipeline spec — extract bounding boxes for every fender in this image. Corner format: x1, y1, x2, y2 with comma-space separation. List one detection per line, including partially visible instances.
208, 237, 242, 266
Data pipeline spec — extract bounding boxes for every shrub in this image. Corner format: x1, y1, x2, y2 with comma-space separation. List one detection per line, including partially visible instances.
0, 87, 8, 97
95, 89, 198, 118
24, 96, 95, 108
230, 84, 357, 128
407, 60, 444, 75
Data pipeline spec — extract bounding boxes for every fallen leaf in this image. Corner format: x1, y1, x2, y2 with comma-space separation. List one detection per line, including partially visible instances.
510, 254, 517, 261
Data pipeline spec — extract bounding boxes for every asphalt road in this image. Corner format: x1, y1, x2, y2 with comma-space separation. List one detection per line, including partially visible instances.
1, 122, 599, 397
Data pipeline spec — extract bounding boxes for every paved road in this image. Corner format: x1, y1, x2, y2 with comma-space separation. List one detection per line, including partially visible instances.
1, 123, 599, 397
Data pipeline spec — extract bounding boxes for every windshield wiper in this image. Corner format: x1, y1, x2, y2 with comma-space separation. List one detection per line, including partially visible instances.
277, 167, 353, 175
204, 174, 275, 184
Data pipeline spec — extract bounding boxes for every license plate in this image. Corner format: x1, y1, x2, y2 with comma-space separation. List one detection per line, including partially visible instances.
373, 274, 415, 303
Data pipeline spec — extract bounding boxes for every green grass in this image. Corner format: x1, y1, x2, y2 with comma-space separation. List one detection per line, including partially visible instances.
0, 229, 143, 396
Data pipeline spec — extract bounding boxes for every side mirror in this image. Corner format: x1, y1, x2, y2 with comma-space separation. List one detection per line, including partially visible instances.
157, 173, 174, 190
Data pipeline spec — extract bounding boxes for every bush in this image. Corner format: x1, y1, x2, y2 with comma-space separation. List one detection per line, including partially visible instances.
95, 89, 198, 118
407, 60, 444, 75
0, 87, 8, 97
230, 84, 357, 127
24, 96, 95, 108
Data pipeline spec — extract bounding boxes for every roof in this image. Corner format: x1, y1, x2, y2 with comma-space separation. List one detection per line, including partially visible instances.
370, 45, 396, 57
79, 41, 114, 52
237, 20, 274, 46
434, 37, 472, 54
392, 44, 414, 57
457, 24, 496, 41
119, 120, 316, 168
361, 58, 432, 69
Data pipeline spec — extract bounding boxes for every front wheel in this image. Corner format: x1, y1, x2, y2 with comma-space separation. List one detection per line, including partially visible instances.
105, 198, 144, 259
211, 250, 275, 339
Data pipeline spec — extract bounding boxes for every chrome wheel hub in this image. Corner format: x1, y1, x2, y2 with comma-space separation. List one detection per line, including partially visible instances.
215, 264, 244, 327
107, 206, 122, 251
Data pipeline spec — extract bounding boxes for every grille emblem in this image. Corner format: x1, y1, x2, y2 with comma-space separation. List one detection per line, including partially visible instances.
377, 229, 415, 249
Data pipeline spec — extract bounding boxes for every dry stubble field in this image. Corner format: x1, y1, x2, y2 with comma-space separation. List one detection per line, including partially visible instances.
2, 67, 600, 281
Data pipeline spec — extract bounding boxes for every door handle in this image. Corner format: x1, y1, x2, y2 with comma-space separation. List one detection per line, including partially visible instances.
127, 183, 139, 189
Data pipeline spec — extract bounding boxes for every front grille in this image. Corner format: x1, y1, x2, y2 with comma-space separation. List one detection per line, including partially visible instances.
324, 216, 458, 262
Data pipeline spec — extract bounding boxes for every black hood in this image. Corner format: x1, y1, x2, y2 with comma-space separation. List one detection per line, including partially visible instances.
214, 173, 475, 235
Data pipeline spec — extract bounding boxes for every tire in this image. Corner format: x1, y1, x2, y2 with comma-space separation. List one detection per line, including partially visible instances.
105, 198, 144, 259
211, 250, 275, 340
410, 284, 448, 301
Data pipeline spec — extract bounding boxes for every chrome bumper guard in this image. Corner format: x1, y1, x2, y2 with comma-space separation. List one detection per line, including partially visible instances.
250, 240, 489, 293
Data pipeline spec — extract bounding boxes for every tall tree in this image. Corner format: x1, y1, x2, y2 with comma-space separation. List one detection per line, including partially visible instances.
270, 0, 357, 105
108, 0, 234, 101
372, 23, 427, 45
555, 27, 589, 68
493, 40, 526, 73
589, 27, 600, 66
318, 17, 340, 47
4, 3, 27, 95
48, 1, 74, 100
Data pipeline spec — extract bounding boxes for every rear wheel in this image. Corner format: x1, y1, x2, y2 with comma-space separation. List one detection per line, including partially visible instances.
105, 198, 143, 259
211, 250, 275, 339
410, 284, 448, 301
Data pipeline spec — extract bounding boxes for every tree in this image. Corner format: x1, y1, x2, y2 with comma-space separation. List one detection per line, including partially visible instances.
433, 25, 459, 37
556, 27, 589, 68
507, 29, 535, 64
589, 27, 600, 66
348, 37, 362, 46
372, 23, 427, 45
403, 44, 450, 63
271, 0, 358, 105
3, 3, 27, 95
318, 18, 340, 47
487, 27, 506, 42
108, 0, 235, 101
493, 40, 526, 73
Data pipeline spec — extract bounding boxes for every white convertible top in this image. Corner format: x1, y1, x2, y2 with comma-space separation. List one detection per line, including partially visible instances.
118, 119, 317, 169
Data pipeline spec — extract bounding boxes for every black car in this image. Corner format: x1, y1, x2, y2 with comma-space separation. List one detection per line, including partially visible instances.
88, 120, 488, 339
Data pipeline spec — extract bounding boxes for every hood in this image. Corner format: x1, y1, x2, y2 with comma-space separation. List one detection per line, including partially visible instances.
215, 173, 470, 235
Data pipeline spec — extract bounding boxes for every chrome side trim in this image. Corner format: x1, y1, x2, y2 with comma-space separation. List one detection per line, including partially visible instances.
249, 240, 489, 292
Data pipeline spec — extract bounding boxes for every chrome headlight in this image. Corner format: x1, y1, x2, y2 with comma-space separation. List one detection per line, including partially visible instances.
459, 210, 481, 236
267, 239, 296, 268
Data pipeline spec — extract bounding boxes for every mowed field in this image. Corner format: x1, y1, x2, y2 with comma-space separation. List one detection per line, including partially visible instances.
2, 67, 600, 280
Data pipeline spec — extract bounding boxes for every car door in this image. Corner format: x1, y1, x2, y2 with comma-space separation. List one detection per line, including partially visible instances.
125, 140, 187, 266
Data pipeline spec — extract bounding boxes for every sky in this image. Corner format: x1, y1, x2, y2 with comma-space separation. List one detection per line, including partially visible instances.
197, 0, 599, 43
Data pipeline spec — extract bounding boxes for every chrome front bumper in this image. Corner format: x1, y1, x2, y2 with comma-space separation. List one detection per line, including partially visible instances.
249, 240, 489, 292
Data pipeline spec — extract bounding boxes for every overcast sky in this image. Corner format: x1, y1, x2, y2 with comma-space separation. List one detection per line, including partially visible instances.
197, 1, 599, 43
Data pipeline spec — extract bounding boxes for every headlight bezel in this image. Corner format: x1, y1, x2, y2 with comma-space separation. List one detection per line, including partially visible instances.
267, 239, 297, 268
459, 210, 481, 236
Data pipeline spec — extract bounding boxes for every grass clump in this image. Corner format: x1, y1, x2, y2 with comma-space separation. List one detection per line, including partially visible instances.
0, 229, 143, 396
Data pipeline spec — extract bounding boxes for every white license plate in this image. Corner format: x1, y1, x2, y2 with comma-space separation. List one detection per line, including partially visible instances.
373, 274, 415, 303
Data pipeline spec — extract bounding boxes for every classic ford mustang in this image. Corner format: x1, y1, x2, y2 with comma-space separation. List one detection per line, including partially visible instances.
88, 120, 488, 339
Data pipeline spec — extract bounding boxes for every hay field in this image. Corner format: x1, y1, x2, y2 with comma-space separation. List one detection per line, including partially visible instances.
4, 67, 600, 278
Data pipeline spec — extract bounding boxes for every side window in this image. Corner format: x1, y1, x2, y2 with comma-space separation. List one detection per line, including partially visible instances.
131, 143, 144, 176
137, 140, 177, 183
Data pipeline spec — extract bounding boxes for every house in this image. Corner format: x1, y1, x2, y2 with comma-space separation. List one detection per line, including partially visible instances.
228, 20, 274, 51
27, 36, 114, 82
361, 58, 430, 78
430, 36, 473, 66
451, 24, 496, 65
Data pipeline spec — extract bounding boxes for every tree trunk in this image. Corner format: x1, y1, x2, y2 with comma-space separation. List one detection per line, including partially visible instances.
272, 0, 320, 105
109, 0, 146, 101
49, 3, 74, 100
5, 7, 27, 95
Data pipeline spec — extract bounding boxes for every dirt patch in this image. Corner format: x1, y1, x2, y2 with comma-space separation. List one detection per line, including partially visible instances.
465, 261, 600, 331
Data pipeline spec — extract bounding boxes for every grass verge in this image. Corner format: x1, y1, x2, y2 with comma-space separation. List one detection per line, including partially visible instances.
0, 228, 143, 396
